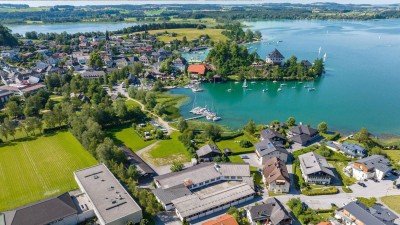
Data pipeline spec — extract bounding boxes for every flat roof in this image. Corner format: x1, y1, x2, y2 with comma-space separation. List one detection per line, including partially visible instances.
74, 164, 142, 224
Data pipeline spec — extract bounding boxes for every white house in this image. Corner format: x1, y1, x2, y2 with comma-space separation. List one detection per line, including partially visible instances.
255, 138, 289, 165
344, 155, 392, 181
298, 152, 335, 184
265, 49, 285, 65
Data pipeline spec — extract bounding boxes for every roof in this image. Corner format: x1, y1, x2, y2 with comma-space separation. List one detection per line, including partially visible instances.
298, 152, 334, 177
355, 155, 392, 173
255, 139, 288, 158
0, 89, 13, 97
301, 60, 312, 67
172, 182, 254, 218
202, 214, 239, 225
267, 49, 285, 59
291, 133, 311, 145
153, 184, 192, 205
196, 144, 221, 158
290, 125, 318, 136
259, 129, 285, 141
2, 192, 77, 225
74, 164, 142, 224
263, 157, 290, 184
247, 197, 291, 224
154, 163, 251, 189
341, 201, 388, 225
20, 84, 46, 93
81, 70, 105, 78
187, 64, 207, 75
341, 142, 367, 157
121, 146, 155, 175
370, 204, 399, 222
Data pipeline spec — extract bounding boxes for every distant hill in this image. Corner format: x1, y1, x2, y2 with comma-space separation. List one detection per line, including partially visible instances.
0, 25, 18, 47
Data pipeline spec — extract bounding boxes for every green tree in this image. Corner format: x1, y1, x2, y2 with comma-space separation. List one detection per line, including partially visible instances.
89, 52, 104, 68
0, 25, 18, 46
177, 118, 188, 132
145, 92, 157, 109
5, 100, 22, 119
170, 161, 184, 172
318, 144, 332, 157
286, 117, 296, 127
244, 119, 256, 134
318, 121, 328, 133
356, 128, 370, 143
3, 118, 16, 140
204, 124, 222, 142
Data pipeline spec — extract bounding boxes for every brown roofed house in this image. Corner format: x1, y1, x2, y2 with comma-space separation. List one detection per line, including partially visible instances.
202, 214, 239, 225
263, 157, 290, 193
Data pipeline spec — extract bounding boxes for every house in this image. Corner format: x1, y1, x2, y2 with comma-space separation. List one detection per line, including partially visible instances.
0, 192, 91, 225
121, 146, 155, 178
246, 197, 292, 225
344, 155, 392, 181
298, 152, 334, 184
173, 57, 187, 72
260, 128, 286, 144
255, 138, 289, 164
127, 74, 141, 86
340, 142, 367, 158
333, 201, 398, 225
187, 64, 207, 78
266, 49, 285, 65
263, 157, 290, 194
196, 144, 222, 161
301, 60, 312, 69
0, 89, 13, 108
202, 214, 239, 225
288, 125, 320, 146
152, 163, 255, 221
81, 70, 105, 79
74, 164, 143, 225
139, 55, 150, 65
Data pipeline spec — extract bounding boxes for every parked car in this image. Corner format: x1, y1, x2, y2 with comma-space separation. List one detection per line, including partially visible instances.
240, 155, 249, 159
357, 182, 366, 187
331, 203, 337, 207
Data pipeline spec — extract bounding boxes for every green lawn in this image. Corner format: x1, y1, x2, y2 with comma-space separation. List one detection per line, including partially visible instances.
106, 124, 156, 152
0, 132, 97, 211
329, 161, 356, 186
228, 155, 245, 163
381, 195, 400, 214
142, 131, 191, 166
143, 28, 228, 42
126, 99, 142, 110
155, 92, 188, 120
216, 134, 256, 155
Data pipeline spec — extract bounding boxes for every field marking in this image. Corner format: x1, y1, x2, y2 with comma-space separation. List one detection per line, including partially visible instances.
21, 142, 50, 192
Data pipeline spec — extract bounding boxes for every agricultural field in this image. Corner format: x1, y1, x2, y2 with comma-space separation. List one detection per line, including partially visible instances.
106, 124, 156, 152
0, 132, 97, 211
144, 28, 228, 42
169, 18, 220, 26
142, 131, 191, 166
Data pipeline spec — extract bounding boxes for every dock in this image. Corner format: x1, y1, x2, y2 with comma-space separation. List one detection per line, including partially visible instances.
184, 115, 206, 121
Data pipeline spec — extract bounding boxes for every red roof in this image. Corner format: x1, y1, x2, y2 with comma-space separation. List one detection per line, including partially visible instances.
202, 214, 239, 225
187, 64, 207, 75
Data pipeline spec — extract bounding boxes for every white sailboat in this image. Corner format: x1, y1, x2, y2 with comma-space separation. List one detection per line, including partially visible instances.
323, 53, 327, 62
242, 79, 248, 88
277, 88, 282, 92
262, 82, 268, 92
318, 46, 322, 56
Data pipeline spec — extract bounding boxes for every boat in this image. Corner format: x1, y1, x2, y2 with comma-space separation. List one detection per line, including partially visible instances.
292, 86, 296, 89
318, 46, 322, 56
277, 88, 282, 92
213, 116, 221, 121
280, 83, 287, 87
298, 81, 303, 84
308, 88, 316, 92
192, 86, 203, 92
234, 81, 239, 84
227, 89, 232, 92
242, 79, 248, 88
251, 81, 256, 84
323, 53, 327, 62
262, 89, 268, 92
273, 80, 278, 83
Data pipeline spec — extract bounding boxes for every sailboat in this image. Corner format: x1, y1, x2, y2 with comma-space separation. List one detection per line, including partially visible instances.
242, 79, 248, 88
227, 83, 232, 92
323, 53, 327, 62
262, 82, 268, 92
318, 46, 322, 56
277, 88, 282, 92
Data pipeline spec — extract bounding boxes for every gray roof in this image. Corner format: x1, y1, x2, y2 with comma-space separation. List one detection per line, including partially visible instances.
370, 204, 399, 223
121, 146, 155, 175
341, 142, 367, 157
248, 197, 291, 224
196, 144, 222, 158
298, 152, 334, 177
74, 164, 142, 224
255, 139, 288, 158
290, 125, 318, 136
355, 155, 392, 173
154, 163, 251, 189
291, 133, 311, 145
2, 192, 77, 225
172, 182, 254, 218
341, 201, 396, 225
267, 49, 285, 59
153, 184, 192, 205
259, 129, 285, 141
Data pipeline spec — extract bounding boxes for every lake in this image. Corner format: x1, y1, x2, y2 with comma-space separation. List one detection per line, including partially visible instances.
171, 20, 400, 135
7, 22, 139, 34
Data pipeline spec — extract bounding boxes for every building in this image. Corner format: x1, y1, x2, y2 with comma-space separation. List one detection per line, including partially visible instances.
340, 142, 367, 158
333, 201, 398, 225
0, 192, 93, 225
74, 164, 143, 225
298, 152, 334, 184
152, 163, 255, 221
202, 214, 239, 225
260, 128, 286, 144
266, 49, 285, 65
81, 70, 106, 79
262, 157, 290, 194
196, 144, 222, 161
139, 55, 150, 65
0, 89, 13, 108
255, 138, 289, 164
344, 155, 392, 181
288, 125, 320, 146
246, 197, 292, 225
173, 57, 187, 72
187, 64, 207, 78
121, 146, 156, 178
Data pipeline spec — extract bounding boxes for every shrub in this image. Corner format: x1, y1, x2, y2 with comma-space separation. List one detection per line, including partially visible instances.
240, 140, 253, 148
342, 187, 353, 193
302, 187, 338, 196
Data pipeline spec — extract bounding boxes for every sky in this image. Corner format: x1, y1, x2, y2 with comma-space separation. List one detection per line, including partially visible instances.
1, 0, 399, 7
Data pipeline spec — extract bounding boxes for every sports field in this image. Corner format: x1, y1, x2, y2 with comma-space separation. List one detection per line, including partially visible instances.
0, 132, 97, 211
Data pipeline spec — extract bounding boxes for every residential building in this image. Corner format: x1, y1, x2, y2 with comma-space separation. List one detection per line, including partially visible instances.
260, 128, 286, 144
139, 55, 150, 65
301, 60, 312, 69
121, 146, 155, 178
187, 64, 207, 78
202, 214, 239, 225
74, 164, 143, 225
288, 125, 320, 146
173, 57, 187, 72
81, 70, 105, 79
333, 201, 398, 225
344, 155, 392, 181
255, 138, 289, 164
340, 142, 367, 158
298, 152, 334, 184
152, 163, 255, 221
262, 157, 290, 193
0, 89, 13, 108
246, 197, 292, 225
266, 49, 285, 65
196, 144, 222, 161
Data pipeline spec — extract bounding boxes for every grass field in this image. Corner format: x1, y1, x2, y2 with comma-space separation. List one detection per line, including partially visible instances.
0, 132, 97, 211
381, 195, 400, 214
106, 124, 156, 152
142, 131, 191, 166
143, 28, 227, 42
216, 134, 256, 155
169, 18, 220, 26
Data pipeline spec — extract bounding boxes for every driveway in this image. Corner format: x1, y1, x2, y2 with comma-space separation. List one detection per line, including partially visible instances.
239, 153, 261, 168
155, 212, 181, 225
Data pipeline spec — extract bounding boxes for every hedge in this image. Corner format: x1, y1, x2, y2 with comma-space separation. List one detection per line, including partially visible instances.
302, 187, 338, 196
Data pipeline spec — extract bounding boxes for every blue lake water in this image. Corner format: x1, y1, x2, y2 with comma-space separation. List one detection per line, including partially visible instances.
171, 20, 400, 135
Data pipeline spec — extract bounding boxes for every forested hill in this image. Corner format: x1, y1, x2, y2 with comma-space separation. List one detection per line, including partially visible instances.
0, 25, 18, 47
